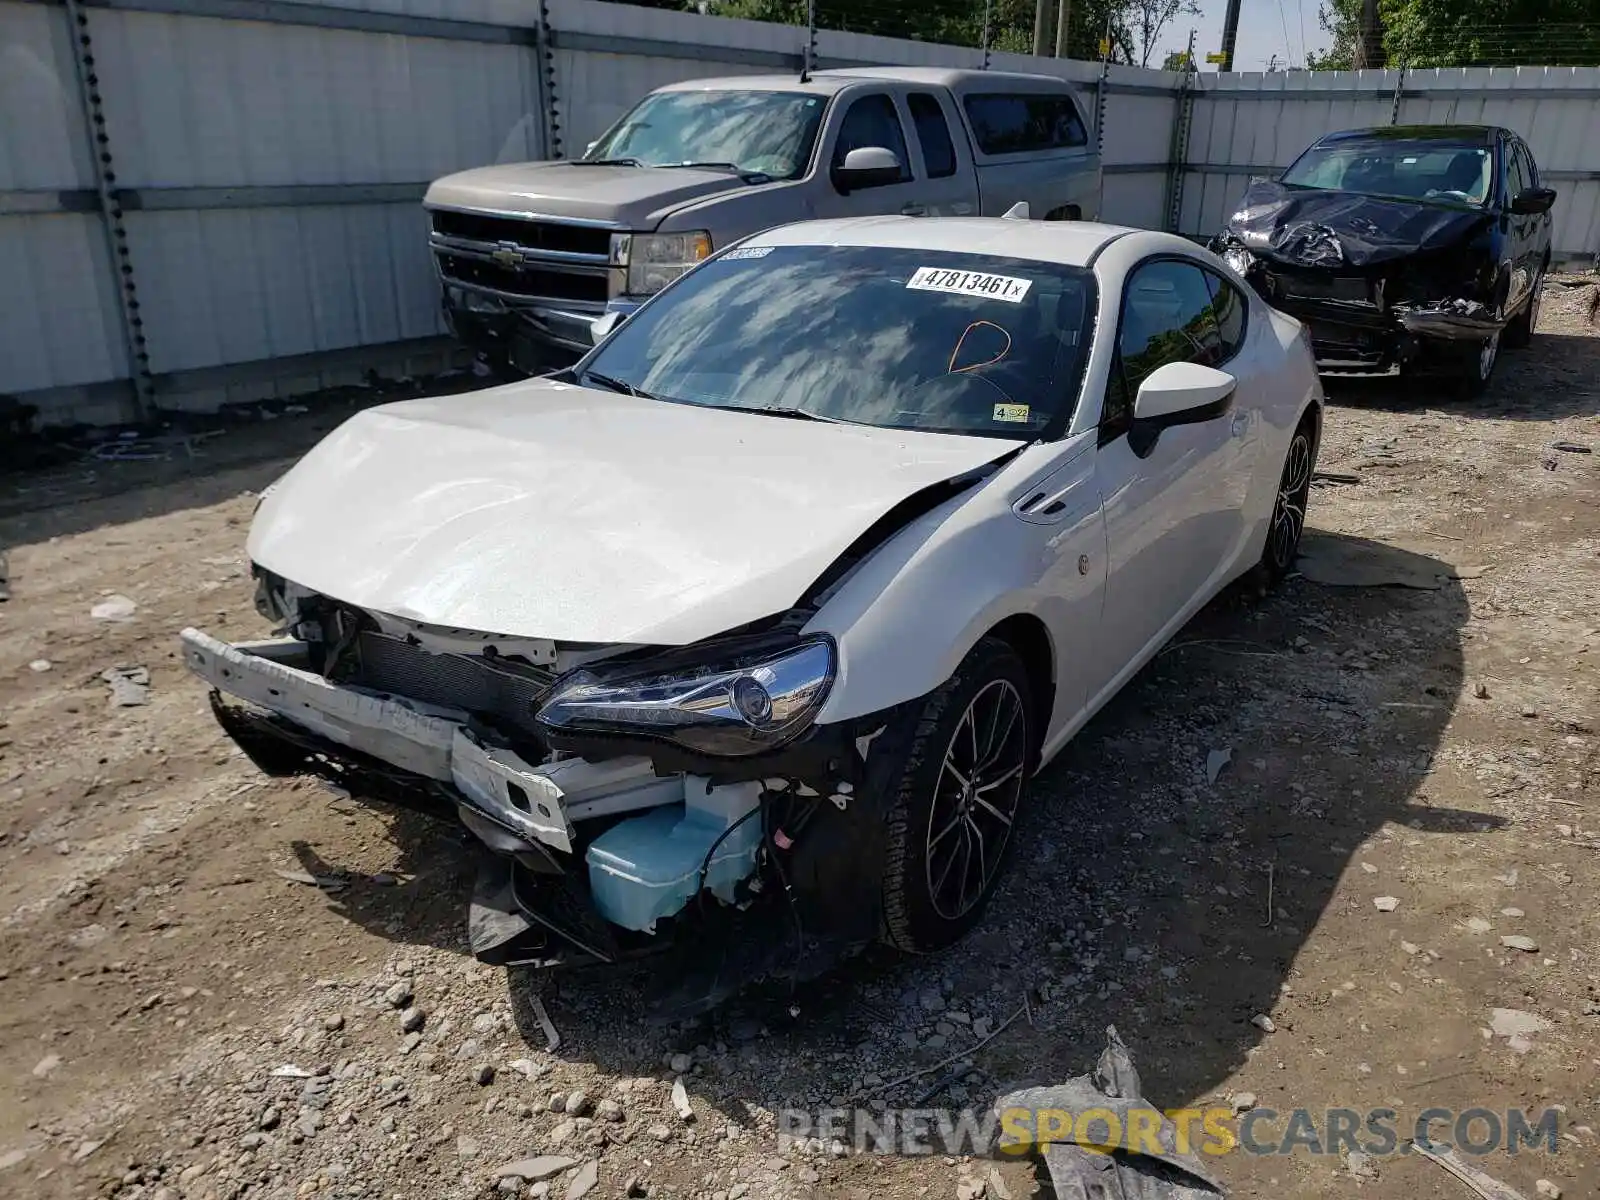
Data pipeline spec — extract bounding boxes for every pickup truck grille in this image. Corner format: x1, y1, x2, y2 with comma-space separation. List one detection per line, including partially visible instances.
428, 209, 613, 306
430, 210, 611, 257
438, 253, 609, 304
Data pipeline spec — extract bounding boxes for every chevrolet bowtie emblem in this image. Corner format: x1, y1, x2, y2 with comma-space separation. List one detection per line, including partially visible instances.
491, 244, 526, 268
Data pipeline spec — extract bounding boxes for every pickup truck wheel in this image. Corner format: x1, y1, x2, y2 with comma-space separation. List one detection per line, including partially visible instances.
879, 638, 1032, 953
1503, 270, 1543, 349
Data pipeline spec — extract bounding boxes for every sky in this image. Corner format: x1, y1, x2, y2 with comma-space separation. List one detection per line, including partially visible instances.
1177, 0, 1333, 72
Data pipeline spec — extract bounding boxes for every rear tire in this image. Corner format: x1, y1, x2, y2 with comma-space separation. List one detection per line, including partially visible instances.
879, 638, 1033, 953
1257, 417, 1314, 583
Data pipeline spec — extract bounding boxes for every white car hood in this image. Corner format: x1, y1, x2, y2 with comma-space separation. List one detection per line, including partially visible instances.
248, 380, 1021, 645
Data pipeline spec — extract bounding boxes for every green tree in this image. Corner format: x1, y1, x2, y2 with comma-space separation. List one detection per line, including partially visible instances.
701, 0, 1199, 64
1308, 0, 1600, 67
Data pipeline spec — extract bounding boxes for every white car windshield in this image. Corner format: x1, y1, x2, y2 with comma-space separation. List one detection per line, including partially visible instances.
1280, 135, 1493, 208
578, 244, 1096, 440
583, 90, 826, 179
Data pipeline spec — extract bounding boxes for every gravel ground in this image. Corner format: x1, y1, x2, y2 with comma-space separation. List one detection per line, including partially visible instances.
2, 282, 1597, 1200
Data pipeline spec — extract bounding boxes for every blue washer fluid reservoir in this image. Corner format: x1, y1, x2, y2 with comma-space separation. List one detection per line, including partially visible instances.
584, 778, 762, 933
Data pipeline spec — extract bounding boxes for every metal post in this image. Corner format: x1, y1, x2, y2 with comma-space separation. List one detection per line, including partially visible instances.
1054, 0, 1071, 58
1164, 28, 1198, 234
1219, 0, 1241, 72
981, 0, 992, 68
62, 0, 154, 422
801, 0, 816, 81
533, 0, 560, 160
1389, 56, 1408, 124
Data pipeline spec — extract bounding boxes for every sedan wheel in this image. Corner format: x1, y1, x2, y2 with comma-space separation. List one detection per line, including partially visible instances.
1450, 330, 1500, 398
1504, 271, 1543, 349
880, 638, 1032, 952
1261, 423, 1313, 579
924, 679, 1028, 922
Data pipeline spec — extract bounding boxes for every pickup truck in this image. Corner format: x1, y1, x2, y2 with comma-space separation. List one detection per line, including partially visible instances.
423, 66, 1103, 373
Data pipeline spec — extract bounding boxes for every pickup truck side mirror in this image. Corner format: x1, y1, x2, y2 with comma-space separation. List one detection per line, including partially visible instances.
589, 311, 626, 345
1510, 185, 1557, 215
832, 146, 904, 195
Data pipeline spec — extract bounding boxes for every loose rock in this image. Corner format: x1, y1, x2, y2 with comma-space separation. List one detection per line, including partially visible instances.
491, 1156, 577, 1183
565, 1159, 599, 1200
383, 980, 414, 1008
671, 1076, 694, 1122
1373, 896, 1399, 912
1500, 935, 1539, 953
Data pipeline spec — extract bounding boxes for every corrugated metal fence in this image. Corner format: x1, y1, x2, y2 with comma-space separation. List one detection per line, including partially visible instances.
2, 0, 1596, 427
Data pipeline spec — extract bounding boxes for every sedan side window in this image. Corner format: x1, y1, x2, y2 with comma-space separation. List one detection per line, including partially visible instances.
1503, 139, 1529, 204
833, 94, 912, 181
1203, 270, 1248, 363
1102, 260, 1223, 439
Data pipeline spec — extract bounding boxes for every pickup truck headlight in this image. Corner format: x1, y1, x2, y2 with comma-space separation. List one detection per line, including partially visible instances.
535, 638, 834, 757
623, 231, 713, 296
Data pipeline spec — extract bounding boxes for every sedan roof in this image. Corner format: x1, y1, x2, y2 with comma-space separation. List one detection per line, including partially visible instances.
1318, 125, 1501, 145
742, 216, 1172, 267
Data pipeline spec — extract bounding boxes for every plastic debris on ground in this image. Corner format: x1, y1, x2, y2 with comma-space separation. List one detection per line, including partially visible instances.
90, 594, 138, 621
101, 665, 150, 707
983, 1026, 1225, 1198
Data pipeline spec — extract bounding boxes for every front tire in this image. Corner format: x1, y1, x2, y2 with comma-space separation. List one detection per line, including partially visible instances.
1503, 270, 1543, 349
1449, 330, 1500, 398
880, 638, 1033, 953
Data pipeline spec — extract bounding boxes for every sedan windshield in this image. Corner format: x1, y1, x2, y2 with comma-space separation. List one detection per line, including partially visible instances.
1280, 135, 1493, 208
583, 90, 826, 180
577, 244, 1096, 440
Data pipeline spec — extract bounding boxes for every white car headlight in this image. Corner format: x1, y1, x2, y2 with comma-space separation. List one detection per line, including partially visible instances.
622, 231, 713, 296
536, 638, 834, 757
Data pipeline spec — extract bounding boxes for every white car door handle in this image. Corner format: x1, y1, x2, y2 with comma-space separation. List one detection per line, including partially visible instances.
1230, 412, 1250, 438
901, 203, 927, 216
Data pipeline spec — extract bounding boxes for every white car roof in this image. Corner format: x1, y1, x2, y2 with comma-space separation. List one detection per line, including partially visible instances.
742, 217, 1194, 269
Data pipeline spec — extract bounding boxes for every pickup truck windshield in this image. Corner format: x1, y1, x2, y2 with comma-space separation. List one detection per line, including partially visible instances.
583, 90, 826, 180
580, 244, 1095, 439
1281, 136, 1493, 208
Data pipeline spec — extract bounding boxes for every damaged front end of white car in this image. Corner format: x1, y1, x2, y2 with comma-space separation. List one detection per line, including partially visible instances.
183, 570, 925, 1016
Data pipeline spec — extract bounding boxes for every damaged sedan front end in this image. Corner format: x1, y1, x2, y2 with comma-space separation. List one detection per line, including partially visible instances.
184, 606, 902, 1016
1213, 125, 1554, 392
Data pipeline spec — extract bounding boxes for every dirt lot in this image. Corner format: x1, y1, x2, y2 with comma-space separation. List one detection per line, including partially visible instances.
2, 286, 1597, 1200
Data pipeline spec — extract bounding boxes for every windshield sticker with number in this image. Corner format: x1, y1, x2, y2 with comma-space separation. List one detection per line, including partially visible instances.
992, 403, 1031, 423
720, 245, 774, 261
906, 267, 1032, 304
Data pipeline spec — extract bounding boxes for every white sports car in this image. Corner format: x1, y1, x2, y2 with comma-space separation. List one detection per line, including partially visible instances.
183, 215, 1322, 1013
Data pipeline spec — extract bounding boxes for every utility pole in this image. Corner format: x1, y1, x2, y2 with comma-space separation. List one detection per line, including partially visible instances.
1219, 0, 1242, 71
1033, 0, 1056, 56
1054, 0, 1071, 57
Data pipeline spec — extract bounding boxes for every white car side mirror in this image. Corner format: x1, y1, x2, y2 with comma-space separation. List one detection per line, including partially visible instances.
589, 311, 626, 345
1133, 360, 1236, 422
